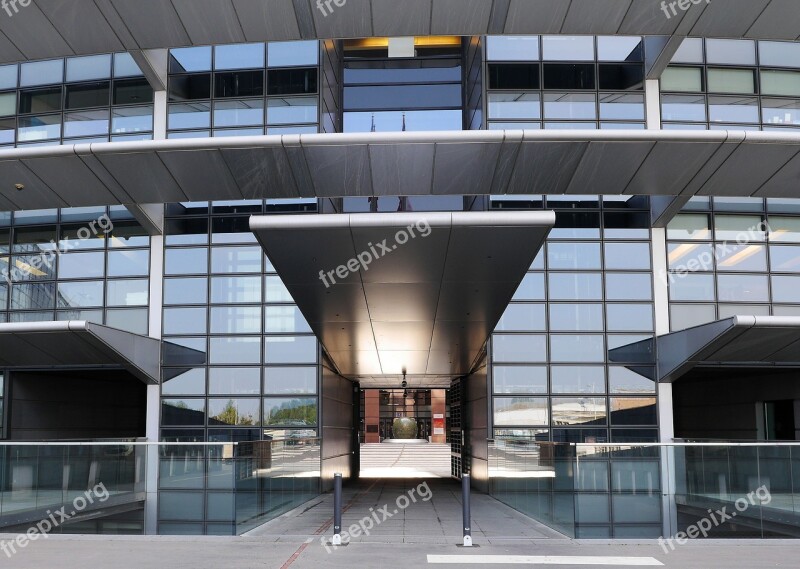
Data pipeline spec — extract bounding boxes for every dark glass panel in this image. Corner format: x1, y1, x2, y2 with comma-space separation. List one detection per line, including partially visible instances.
169, 74, 212, 101
113, 78, 153, 105
542, 64, 595, 90
344, 84, 462, 110
18, 87, 62, 114
214, 70, 265, 98
488, 64, 540, 90
65, 82, 110, 109
267, 68, 318, 95
598, 64, 644, 90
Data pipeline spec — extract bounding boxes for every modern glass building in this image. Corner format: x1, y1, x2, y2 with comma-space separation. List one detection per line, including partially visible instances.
0, 0, 799, 540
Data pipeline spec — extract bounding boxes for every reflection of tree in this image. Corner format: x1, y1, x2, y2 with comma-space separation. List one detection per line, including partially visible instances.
211, 399, 257, 426
266, 400, 316, 426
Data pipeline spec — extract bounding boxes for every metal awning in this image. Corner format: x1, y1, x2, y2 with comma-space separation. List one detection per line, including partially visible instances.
3, 130, 800, 211
0, 0, 798, 64
251, 211, 554, 381
610, 316, 800, 383
0, 321, 164, 384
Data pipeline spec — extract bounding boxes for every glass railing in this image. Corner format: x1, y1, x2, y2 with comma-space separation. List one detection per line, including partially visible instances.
0, 438, 321, 536
488, 440, 800, 539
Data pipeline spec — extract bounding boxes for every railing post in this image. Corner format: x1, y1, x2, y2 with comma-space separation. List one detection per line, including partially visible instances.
332, 472, 343, 545
462, 473, 472, 547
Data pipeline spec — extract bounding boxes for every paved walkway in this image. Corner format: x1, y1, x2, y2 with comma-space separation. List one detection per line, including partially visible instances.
247, 477, 564, 543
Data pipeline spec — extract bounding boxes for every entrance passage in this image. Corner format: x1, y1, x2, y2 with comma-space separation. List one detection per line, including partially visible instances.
247, 478, 565, 542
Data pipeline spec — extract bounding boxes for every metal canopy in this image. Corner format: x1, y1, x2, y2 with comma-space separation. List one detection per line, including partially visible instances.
0, 321, 163, 384
0, 0, 798, 63
251, 211, 554, 380
3, 130, 800, 211
610, 316, 800, 383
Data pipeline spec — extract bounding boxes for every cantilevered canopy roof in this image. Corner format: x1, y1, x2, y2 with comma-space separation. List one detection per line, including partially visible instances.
4, 130, 800, 210
610, 316, 800, 383
1, 0, 799, 63
251, 211, 554, 380
0, 321, 164, 384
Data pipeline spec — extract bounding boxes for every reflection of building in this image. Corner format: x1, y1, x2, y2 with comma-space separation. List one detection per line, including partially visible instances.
0, 5, 800, 539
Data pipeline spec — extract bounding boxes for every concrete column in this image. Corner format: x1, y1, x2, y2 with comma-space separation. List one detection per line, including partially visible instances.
364, 390, 380, 443
431, 389, 447, 443
645, 79, 661, 130
144, 234, 164, 534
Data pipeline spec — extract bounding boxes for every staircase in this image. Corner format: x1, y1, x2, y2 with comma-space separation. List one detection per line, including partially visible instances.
360, 443, 451, 478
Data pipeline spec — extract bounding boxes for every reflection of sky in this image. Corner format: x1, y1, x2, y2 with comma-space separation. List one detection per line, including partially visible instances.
345, 110, 463, 133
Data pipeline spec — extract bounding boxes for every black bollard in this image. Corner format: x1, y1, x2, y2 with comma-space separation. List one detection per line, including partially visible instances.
332, 473, 343, 545
462, 473, 472, 547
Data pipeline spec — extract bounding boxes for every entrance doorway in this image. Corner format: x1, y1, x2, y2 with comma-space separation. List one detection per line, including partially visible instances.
357, 388, 451, 478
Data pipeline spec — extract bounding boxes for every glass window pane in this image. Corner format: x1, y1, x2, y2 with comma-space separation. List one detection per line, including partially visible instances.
549, 304, 604, 331
209, 336, 261, 364
170, 47, 212, 73
543, 93, 596, 119
169, 74, 211, 101
486, 36, 540, 61
268, 41, 319, 67
114, 53, 143, 77
268, 68, 317, 96
512, 273, 545, 301
58, 252, 104, 279
263, 397, 317, 427
265, 275, 292, 302
488, 63, 539, 90
551, 366, 605, 394
57, 281, 104, 307
493, 365, 547, 394
64, 109, 109, 137
547, 242, 601, 270
769, 216, 800, 242
164, 307, 207, 335
552, 397, 607, 426
668, 240, 714, 272
761, 70, 800, 97
112, 78, 153, 105
661, 94, 706, 122
107, 249, 149, 277
215, 43, 265, 70
707, 68, 756, 94
599, 93, 644, 120
264, 305, 311, 334
164, 277, 207, 305
0, 92, 15, 117
209, 398, 260, 426
671, 38, 704, 63
715, 243, 767, 272
609, 397, 657, 426
715, 215, 765, 241
598, 64, 644, 90
706, 39, 756, 65
542, 36, 594, 61
708, 96, 759, 124
604, 242, 650, 270
0, 64, 17, 90
543, 64, 595, 90
772, 275, 800, 303
496, 303, 546, 331
547, 273, 603, 300
267, 97, 317, 124
161, 399, 205, 426
717, 274, 769, 302
550, 335, 604, 362
670, 303, 716, 331
264, 367, 317, 395
215, 70, 265, 98
210, 276, 261, 304
209, 367, 260, 395
770, 245, 800, 272
162, 368, 206, 396
606, 304, 653, 332
11, 282, 56, 310
107, 279, 149, 306
165, 248, 207, 275
213, 99, 264, 127
492, 334, 547, 363
67, 55, 112, 82
597, 37, 643, 62
111, 106, 153, 134
18, 114, 61, 142
661, 67, 703, 92
668, 213, 711, 240
609, 367, 655, 394
210, 306, 261, 334
20, 59, 63, 87
264, 336, 317, 364
606, 273, 652, 300
211, 246, 262, 273
762, 98, 800, 127
487, 93, 541, 119
493, 397, 548, 426
718, 303, 770, 318
759, 41, 800, 68
669, 273, 715, 301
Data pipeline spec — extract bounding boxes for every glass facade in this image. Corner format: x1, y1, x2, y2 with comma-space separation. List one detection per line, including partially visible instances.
486, 36, 646, 130
662, 38, 800, 130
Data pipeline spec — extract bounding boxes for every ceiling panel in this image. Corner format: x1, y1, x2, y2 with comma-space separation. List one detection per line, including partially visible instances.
430, 0, 493, 35
158, 149, 243, 201
231, 0, 302, 42
372, 0, 431, 37
38, 1, 126, 55
369, 143, 435, 197
171, 0, 245, 45
561, 0, 631, 35
746, 0, 800, 40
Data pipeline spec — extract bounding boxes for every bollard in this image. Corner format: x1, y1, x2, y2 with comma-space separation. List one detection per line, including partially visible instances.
462, 473, 472, 547
332, 473, 343, 545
